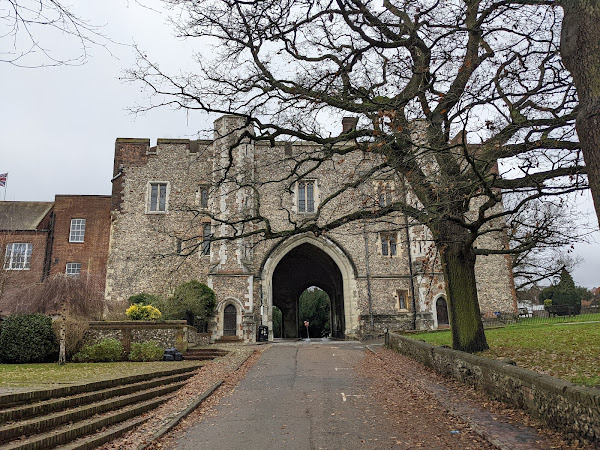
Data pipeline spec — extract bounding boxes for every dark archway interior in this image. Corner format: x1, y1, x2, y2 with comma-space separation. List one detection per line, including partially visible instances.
272, 243, 345, 338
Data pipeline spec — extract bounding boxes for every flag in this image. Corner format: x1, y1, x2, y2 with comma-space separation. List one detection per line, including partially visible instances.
0, 173, 6, 187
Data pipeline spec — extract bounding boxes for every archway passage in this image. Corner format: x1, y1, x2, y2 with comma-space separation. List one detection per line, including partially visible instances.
272, 243, 345, 339
436, 297, 449, 326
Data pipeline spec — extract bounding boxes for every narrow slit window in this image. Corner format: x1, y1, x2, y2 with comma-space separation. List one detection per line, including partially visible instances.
298, 180, 316, 213
202, 224, 212, 255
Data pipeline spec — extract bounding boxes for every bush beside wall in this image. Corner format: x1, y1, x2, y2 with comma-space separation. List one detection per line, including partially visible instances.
73, 338, 124, 362
0, 314, 58, 363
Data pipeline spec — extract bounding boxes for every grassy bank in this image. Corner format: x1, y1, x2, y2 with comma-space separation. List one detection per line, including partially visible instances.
0, 360, 203, 388
408, 321, 600, 386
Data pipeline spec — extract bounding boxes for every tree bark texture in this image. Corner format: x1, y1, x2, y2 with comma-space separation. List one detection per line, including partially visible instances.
438, 222, 489, 353
561, 0, 600, 228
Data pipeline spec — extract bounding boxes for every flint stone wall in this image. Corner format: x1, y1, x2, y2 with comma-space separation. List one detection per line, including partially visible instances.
386, 332, 600, 442
85, 321, 190, 353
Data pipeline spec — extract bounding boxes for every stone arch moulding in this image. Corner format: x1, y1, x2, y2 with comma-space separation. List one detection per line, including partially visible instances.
216, 297, 244, 339
260, 233, 359, 341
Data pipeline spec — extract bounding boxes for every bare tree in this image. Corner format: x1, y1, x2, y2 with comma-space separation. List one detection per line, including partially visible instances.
1, 0, 108, 67
128, 0, 587, 352
508, 197, 589, 289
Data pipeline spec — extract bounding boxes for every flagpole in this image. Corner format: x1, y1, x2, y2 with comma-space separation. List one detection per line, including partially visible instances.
1, 173, 6, 201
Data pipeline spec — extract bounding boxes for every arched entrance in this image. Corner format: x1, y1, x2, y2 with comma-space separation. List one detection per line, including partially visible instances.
261, 234, 358, 340
436, 296, 449, 326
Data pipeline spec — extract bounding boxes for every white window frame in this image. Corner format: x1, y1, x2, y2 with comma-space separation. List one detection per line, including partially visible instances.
69, 218, 86, 243
297, 179, 317, 213
380, 232, 398, 257
66, 262, 81, 277
146, 181, 170, 214
4, 243, 32, 270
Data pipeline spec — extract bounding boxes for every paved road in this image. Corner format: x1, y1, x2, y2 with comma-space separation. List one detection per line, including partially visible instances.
173, 339, 397, 449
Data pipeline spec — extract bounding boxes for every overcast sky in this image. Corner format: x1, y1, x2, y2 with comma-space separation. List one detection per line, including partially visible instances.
1, 1, 598, 288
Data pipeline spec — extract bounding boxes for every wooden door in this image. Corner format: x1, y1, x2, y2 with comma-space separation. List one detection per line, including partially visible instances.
436, 297, 449, 326
223, 304, 237, 336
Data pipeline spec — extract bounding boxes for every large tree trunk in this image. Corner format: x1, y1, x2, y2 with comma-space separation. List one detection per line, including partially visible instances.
560, 0, 600, 228
438, 221, 489, 353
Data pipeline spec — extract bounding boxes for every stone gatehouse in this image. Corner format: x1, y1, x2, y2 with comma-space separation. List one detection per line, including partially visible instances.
106, 115, 517, 342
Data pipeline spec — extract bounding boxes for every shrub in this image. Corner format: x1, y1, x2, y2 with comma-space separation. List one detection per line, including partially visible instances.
73, 338, 124, 362
544, 299, 553, 308
154, 280, 216, 323
127, 293, 160, 306
0, 314, 58, 363
128, 341, 164, 362
126, 304, 162, 321
27, 273, 104, 319
52, 316, 89, 359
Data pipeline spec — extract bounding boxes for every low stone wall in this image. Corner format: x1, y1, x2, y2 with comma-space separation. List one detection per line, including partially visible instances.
86, 321, 190, 352
386, 332, 600, 442
187, 328, 211, 346
359, 312, 434, 339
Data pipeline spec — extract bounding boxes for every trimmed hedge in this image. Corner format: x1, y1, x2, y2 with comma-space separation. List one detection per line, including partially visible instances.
128, 341, 163, 362
73, 338, 124, 362
0, 314, 58, 363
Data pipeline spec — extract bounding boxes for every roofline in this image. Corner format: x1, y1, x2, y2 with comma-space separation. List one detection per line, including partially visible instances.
54, 195, 111, 198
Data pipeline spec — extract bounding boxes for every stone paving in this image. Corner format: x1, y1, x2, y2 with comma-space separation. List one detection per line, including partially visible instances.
167, 339, 585, 449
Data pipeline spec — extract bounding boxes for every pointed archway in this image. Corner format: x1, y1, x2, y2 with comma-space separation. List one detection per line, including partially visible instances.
261, 234, 358, 340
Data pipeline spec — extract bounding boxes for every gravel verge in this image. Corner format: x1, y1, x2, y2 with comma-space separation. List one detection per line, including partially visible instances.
363, 345, 594, 449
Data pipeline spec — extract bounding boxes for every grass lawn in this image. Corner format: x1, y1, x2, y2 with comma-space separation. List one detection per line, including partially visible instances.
0, 360, 203, 389
408, 321, 600, 387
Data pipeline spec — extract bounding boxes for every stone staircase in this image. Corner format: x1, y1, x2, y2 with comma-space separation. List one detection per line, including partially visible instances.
183, 348, 229, 361
213, 336, 243, 344
0, 365, 200, 450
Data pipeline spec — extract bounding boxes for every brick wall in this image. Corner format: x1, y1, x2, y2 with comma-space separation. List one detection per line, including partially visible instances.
49, 195, 111, 300
0, 230, 49, 314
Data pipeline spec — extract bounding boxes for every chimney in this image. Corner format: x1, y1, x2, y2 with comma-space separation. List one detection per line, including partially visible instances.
341, 117, 358, 134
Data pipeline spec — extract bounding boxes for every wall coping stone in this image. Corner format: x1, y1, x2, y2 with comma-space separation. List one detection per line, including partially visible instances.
89, 321, 188, 330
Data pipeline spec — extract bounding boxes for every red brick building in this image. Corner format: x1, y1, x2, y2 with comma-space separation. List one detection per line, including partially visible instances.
0, 196, 110, 315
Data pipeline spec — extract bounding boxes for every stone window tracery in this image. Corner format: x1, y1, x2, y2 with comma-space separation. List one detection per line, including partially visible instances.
380, 232, 398, 256
298, 180, 316, 213
147, 182, 169, 213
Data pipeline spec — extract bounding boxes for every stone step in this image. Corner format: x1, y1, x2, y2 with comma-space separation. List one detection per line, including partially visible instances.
0, 381, 186, 444
214, 337, 243, 344
55, 416, 149, 450
0, 372, 195, 425
2, 394, 172, 450
184, 350, 228, 357
183, 355, 222, 361
0, 365, 200, 409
